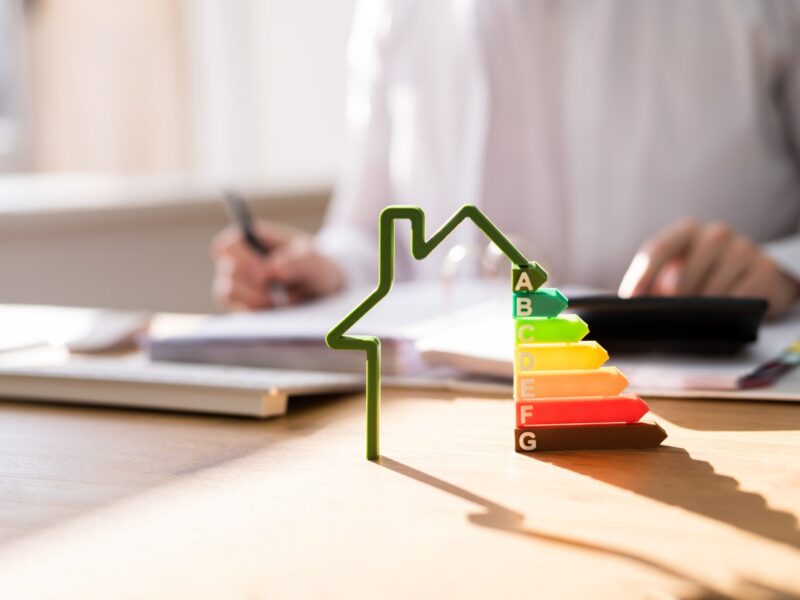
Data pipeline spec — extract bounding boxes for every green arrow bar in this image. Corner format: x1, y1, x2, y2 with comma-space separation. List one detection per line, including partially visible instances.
514, 315, 589, 345
513, 288, 568, 318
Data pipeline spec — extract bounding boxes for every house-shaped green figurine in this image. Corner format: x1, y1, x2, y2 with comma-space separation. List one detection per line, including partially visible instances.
325, 205, 544, 460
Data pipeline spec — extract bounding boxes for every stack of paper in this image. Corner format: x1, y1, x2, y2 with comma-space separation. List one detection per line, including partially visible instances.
146, 277, 800, 402
147, 280, 505, 376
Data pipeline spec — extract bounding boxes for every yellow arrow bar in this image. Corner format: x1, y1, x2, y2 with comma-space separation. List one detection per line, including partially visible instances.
515, 341, 609, 372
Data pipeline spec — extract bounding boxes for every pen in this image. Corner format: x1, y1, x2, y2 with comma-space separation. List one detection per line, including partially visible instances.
222, 190, 289, 306
738, 339, 800, 389
223, 190, 270, 256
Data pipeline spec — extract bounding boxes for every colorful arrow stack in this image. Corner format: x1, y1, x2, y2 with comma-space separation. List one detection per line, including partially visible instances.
511, 263, 667, 452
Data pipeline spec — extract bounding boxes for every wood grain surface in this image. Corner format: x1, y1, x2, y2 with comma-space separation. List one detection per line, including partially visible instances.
0, 388, 798, 599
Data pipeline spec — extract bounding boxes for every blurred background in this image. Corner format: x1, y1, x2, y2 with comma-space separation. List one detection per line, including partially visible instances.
0, 0, 356, 312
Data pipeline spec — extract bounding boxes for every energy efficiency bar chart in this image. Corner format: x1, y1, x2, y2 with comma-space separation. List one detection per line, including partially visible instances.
511, 263, 667, 452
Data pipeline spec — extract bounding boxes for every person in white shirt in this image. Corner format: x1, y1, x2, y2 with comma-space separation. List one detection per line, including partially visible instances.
212, 0, 800, 317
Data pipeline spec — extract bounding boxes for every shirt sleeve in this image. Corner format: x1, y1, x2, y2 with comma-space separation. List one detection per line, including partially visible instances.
315, 0, 396, 290
764, 237, 800, 281
764, 2, 800, 283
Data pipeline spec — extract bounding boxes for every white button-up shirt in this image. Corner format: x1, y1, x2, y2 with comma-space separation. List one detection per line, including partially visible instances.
317, 0, 800, 291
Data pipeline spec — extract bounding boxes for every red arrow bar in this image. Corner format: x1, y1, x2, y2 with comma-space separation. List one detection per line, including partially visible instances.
516, 394, 649, 427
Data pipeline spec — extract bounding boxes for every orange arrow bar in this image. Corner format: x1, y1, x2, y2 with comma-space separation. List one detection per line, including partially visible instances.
514, 367, 629, 399
515, 394, 649, 427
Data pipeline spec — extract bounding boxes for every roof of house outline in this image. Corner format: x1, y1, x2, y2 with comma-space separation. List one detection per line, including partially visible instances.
326, 204, 541, 459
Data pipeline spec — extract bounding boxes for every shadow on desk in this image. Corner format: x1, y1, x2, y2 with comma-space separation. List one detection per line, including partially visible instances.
533, 447, 800, 551
380, 452, 800, 598
378, 457, 727, 597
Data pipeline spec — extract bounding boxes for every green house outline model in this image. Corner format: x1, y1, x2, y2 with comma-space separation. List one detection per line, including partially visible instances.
326, 205, 541, 460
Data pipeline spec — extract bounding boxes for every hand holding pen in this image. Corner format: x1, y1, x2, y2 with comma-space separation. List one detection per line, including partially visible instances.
212, 191, 344, 311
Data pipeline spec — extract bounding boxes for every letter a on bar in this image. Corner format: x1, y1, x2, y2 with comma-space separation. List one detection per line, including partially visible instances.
512, 263, 547, 293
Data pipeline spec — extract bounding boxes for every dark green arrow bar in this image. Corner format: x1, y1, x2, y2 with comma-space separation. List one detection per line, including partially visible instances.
512, 263, 548, 293
513, 288, 569, 318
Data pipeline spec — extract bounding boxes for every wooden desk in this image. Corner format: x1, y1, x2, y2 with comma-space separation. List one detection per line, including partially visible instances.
0, 388, 798, 598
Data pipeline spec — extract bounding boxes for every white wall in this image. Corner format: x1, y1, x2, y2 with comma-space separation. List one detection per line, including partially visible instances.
188, 0, 357, 186
0, 1, 356, 311
0, 177, 329, 312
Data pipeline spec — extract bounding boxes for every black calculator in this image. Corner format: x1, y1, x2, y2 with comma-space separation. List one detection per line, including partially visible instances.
567, 296, 768, 355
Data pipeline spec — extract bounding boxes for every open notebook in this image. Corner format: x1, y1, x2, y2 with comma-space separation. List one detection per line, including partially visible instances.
416, 301, 800, 401
147, 279, 800, 401
0, 285, 513, 418
147, 280, 507, 376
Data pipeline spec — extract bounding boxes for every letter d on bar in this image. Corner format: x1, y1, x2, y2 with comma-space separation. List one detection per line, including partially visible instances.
515, 348, 535, 371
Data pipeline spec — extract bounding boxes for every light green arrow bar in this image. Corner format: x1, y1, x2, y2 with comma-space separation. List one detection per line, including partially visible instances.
515, 315, 589, 345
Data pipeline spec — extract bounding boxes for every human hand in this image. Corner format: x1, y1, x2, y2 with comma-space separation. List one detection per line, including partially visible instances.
618, 219, 800, 318
211, 221, 344, 311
